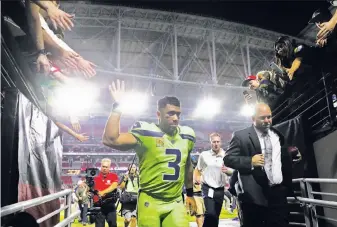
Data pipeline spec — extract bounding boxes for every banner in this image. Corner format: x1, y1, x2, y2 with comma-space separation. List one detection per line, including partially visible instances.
274, 117, 306, 178
18, 93, 63, 227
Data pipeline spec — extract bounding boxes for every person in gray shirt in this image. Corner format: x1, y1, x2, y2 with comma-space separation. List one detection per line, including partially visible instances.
76, 180, 89, 226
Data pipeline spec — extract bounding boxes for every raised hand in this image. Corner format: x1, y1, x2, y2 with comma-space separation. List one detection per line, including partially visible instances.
109, 80, 126, 103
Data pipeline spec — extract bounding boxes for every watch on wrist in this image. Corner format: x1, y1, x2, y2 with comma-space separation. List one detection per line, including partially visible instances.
37, 49, 48, 56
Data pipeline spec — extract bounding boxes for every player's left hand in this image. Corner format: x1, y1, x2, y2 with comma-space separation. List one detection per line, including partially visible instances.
185, 196, 197, 216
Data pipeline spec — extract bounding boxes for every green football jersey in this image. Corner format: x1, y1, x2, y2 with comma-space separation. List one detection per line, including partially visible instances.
130, 121, 195, 201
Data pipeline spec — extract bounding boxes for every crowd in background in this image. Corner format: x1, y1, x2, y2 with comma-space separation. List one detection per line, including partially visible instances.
241, 6, 337, 128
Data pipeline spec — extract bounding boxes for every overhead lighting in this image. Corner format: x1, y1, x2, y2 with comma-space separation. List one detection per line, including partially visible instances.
52, 79, 99, 116
119, 91, 149, 115
240, 104, 254, 117
194, 97, 221, 119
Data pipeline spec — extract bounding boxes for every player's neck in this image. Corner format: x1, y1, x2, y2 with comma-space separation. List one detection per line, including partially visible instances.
158, 124, 177, 136
163, 128, 177, 137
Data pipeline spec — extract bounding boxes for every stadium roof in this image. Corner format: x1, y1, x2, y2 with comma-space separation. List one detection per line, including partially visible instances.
96, 1, 331, 36
61, 2, 312, 88
58, 2, 324, 129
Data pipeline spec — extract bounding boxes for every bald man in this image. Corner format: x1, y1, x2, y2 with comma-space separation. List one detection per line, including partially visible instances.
223, 103, 293, 227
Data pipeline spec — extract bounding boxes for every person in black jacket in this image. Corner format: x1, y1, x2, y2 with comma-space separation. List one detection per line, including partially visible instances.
223, 103, 293, 227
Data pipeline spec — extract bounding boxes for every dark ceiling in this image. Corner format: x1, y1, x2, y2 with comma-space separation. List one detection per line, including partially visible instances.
91, 0, 330, 36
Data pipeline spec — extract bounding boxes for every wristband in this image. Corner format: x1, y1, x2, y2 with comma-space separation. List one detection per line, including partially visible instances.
111, 102, 121, 113
186, 188, 193, 197
50, 66, 61, 74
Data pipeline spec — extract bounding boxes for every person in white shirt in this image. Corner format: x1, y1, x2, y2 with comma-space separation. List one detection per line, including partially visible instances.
194, 133, 233, 227
224, 103, 293, 227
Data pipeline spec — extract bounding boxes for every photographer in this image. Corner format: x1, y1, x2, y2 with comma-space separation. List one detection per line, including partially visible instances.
76, 180, 89, 226
119, 164, 139, 227
93, 158, 119, 227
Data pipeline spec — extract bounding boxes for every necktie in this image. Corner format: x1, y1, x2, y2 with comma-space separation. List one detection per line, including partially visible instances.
262, 132, 273, 184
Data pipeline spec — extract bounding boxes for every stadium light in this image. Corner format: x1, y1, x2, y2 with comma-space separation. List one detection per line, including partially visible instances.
119, 91, 149, 115
194, 97, 221, 119
52, 79, 99, 116
240, 104, 254, 117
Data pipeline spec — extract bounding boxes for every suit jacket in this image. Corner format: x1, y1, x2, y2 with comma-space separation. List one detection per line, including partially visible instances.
223, 125, 293, 207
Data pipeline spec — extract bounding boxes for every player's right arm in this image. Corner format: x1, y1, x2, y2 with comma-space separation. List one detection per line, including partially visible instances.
102, 111, 138, 150
102, 80, 138, 151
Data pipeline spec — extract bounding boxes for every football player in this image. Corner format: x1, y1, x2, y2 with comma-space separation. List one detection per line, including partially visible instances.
102, 80, 197, 227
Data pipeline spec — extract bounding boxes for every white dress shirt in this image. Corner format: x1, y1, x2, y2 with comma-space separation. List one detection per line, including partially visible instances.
254, 127, 283, 185
197, 149, 228, 188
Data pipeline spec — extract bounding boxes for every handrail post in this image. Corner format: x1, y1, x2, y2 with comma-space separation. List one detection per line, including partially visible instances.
300, 180, 313, 227
64, 193, 72, 227
306, 181, 319, 227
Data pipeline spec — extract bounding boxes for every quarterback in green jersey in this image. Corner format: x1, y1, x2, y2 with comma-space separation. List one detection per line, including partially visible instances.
103, 80, 197, 227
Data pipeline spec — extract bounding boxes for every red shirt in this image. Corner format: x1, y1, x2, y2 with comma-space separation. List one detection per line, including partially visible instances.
94, 172, 118, 191
92, 172, 118, 204
94, 172, 118, 192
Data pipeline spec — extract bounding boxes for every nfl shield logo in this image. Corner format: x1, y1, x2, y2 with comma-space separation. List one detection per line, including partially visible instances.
156, 138, 164, 147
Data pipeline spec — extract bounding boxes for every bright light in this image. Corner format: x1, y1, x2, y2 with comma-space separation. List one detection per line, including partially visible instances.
119, 91, 149, 115
194, 97, 221, 119
52, 79, 99, 116
240, 104, 254, 117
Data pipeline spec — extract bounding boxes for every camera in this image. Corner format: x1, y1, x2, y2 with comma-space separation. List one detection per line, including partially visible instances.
84, 168, 100, 224
85, 168, 100, 189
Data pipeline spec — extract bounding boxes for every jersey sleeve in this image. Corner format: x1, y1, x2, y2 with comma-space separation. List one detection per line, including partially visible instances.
129, 121, 146, 145
185, 127, 196, 153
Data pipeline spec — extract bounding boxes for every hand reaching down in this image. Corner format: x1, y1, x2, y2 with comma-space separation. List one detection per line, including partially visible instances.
75, 133, 89, 142
76, 57, 97, 78
317, 20, 336, 40
60, 50, 79, 69
36, 54, 51, 74
46, 4, 74, 31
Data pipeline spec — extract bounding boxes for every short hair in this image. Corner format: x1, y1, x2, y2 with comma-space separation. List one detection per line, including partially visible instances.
253, 102, 270, 116
101, 158, 111, 165
157, 96, 180, 109
209, 132, 221, 141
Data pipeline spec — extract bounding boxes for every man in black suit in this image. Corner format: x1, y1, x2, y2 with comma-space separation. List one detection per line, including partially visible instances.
223, 103, 292, 227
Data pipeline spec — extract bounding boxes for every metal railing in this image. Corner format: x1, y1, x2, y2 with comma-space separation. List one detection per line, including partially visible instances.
288, 178, 337, 227
272, 70, 337, 138
0, 189, 80, 227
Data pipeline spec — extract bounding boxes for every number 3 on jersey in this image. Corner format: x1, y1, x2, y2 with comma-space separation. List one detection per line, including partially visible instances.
163, 149, 181, 181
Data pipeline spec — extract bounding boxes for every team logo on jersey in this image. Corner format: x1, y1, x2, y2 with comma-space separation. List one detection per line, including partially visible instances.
106, 180, 111, 185
156, 138, 164, 147
144, 202, 149, 207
